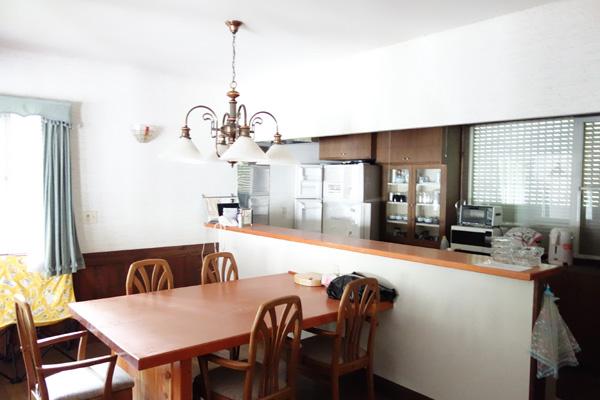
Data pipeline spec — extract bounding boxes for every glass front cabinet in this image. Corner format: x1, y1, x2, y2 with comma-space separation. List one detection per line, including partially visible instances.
383, 164, 448, 247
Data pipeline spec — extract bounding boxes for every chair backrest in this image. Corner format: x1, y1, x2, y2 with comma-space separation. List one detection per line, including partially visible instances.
246, 295, 303, 400
14, 294, 48, 400
126, 259, 174, 295
335, 277, 380, 364
201, 252, 239, 285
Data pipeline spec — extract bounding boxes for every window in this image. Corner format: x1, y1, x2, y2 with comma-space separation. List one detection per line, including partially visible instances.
579, 120, 600, 256
469, 116, 600, 258
0, 113, 44, 256
470, 118, 575, 232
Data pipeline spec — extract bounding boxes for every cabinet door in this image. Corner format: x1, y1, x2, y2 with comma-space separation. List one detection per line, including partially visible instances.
382, 165, 413, 243
380, 128, 444, 164
412, 165, 446, 246
407, 128, 444, 164
319, 133, 374, 160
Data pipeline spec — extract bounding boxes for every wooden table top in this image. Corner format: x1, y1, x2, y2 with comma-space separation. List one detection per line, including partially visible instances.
69, 273, 392, 370
206, 224, 563, 281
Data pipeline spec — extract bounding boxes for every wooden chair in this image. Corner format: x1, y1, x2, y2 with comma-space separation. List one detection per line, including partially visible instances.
14, 295, 134, 400
199, 295, 303, 400
125, 258, 174, 295
201, 252, 239, 285
200, 252, 242, 360
299, 277, 380, 400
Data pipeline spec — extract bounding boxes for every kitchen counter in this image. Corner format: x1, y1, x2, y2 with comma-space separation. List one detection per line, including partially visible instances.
208, 223, 554, 399
205, 223, 562, 281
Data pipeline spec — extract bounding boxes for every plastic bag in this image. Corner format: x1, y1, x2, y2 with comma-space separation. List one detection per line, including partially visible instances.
530, 287, 581, 378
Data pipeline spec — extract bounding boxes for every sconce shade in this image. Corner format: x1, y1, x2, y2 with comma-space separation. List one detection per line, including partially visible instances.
159, 136, 203, 164
263, 143, 297, 165
220, 135, 268, 163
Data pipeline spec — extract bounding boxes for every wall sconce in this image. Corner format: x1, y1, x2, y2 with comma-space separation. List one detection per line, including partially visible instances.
132, 124, 157, 143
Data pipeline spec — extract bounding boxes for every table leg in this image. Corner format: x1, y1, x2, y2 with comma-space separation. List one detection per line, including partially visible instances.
172, 359, 192, 400
117, 358, 193, 400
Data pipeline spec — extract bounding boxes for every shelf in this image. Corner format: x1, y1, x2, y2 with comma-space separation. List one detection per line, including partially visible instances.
415, 223, 440, 228
416, 182, 440, 186
387, 201, 408, 205
416, 203, 440, 206
387, 182, 409, 185
386, 219, 408, 225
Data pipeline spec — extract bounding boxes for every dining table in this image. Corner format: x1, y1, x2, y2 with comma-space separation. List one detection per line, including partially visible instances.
68, 272, 393, 400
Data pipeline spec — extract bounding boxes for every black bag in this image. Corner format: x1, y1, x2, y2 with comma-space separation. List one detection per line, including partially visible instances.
326, 272, 397, 302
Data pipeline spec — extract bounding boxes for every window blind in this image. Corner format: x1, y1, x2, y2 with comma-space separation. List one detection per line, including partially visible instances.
471, 118, 575, 230
580, 121, 600, 256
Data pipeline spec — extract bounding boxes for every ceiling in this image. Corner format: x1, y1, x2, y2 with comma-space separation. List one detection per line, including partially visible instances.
1, 0, 558, 79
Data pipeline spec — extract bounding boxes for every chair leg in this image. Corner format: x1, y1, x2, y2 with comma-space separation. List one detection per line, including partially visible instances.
331, 373, 340, 400
229, 346, 240, 361
198, 356, 211, 400
366, 364, 375, 400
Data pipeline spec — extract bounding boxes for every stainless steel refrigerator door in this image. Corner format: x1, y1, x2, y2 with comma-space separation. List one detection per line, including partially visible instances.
294, 199, 322, 232
295, 165, 323, 199
323, 202, 371, 239
250, 195, 270, 225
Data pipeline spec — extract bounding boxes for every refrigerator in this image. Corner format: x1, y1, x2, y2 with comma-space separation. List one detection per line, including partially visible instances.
294, 165, 323, 232
237, 164, 270, 225
322, 163, 381, 239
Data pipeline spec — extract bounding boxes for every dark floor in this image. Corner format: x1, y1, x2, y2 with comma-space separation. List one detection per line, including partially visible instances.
2, 342, 597, 399
0, 341, 422, 400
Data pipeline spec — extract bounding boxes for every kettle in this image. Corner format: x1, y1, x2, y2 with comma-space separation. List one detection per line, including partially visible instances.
548, 228, 574, 266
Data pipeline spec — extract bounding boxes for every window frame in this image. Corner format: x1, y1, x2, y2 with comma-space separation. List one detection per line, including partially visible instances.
467, 115, 600, 260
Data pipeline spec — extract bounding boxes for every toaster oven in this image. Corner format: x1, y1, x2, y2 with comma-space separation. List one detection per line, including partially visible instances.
459, 205, 503, 227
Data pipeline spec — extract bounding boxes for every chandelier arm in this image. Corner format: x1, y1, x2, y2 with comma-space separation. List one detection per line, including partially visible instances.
249, 111, 279, 132
221, 113, 230, 127
237, 104, 248, 126
184, 105, 219, 129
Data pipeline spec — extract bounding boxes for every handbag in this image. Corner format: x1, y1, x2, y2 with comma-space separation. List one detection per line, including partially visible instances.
326, 272, 397, 302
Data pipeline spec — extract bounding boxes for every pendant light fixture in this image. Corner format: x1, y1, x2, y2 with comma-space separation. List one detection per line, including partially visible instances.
164, 20, 296, 165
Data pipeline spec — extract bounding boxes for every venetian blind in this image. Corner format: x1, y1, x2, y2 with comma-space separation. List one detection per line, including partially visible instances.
471, 118, 575, 230
579, 121, 600, 255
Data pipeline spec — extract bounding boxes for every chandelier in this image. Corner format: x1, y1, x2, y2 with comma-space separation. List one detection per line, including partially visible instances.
163, 20, 295, 165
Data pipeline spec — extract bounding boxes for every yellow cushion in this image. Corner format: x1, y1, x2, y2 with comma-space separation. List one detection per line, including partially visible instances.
0, 255, 75, 329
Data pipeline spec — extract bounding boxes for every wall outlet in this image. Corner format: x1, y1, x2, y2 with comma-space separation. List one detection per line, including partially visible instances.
83, 210, 98, 224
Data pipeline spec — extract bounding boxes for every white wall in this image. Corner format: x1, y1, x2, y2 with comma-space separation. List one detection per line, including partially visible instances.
244, 0, 600, 138
217, 228, 535, 400
0, 49, 236, 252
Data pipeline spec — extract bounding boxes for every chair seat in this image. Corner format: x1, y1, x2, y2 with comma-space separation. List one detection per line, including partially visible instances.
207, 362, 287, 400
301, 334, 366, 366
44, 362, 134, 400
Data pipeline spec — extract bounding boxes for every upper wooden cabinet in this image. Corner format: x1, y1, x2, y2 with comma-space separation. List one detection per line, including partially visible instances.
376, 127, 457, 164
319, 133, 375, 161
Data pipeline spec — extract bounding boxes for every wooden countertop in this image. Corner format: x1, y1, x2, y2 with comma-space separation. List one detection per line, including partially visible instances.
206, 224, 563, 281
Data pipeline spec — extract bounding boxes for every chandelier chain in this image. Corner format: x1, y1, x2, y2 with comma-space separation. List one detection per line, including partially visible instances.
230, 32, 237, 90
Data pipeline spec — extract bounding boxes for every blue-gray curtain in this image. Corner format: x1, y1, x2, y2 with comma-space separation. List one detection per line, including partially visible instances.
0, 94, 85, 275
43, 119, 85, 275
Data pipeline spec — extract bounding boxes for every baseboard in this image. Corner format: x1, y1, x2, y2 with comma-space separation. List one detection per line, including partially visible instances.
374, 375, 433, 400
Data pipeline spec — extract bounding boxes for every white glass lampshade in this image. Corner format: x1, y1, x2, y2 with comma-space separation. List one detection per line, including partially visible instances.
159, 136, 203, 164
263, 143, 297, 165
220, 135, 268, 163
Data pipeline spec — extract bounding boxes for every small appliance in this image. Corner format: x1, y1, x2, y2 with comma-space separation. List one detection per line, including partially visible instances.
459, 205, 503, 227
450, 225, 502, 254
548, 228, 574, 266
